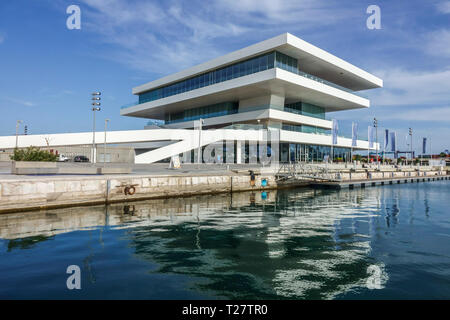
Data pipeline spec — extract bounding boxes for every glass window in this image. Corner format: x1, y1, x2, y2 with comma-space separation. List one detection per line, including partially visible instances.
252, 57, 259, 73
239, 61, 245, 77
282, 54, 287, 70
233, 64, 239, 79
193, 77, 198, 89
217, 69, 223, 82
137, 51, 303, 103
226, 66, 232, 80
268, 52, 275, 68
261, 55, 268, 71
201, 74, 207, 88
165, 101, 239, 124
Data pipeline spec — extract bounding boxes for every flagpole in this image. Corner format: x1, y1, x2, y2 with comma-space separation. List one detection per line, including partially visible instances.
429, 137, 432, 164
351, 122, 356, 165
331, 144, 334, 164
367, 126, 370, 165
350, 147, 353, 164
331, 119, 337, 164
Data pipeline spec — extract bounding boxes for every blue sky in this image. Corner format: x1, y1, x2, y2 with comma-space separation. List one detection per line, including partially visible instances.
0, 0, 449, 154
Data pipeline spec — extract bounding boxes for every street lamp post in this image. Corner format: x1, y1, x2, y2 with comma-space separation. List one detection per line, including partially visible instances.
373, 118, 378, 167
104, 119, 110, 166
15, 120, 23, 149
91, 92, 101, 164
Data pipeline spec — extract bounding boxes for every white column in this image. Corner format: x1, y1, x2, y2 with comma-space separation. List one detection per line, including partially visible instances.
236, 141, 242, 164
249, 140, 258, 165
183, 151, 191, 164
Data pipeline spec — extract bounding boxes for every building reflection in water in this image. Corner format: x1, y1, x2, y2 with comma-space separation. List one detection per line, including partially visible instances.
0, 185, 423, 299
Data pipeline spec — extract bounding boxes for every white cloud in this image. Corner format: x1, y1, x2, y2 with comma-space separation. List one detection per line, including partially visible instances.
368, 68, 450, 107
78, 0, 352, 74
80, 0, 237, 73
437, 1, 450, 14
0, 32, 5, 44
385, 106, 450, 122
424, 29, 450, 57
4, 97, 35, 107
215, 0, 351, 27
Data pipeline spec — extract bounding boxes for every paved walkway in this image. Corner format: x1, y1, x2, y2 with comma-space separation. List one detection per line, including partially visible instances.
0, 162, 268, 180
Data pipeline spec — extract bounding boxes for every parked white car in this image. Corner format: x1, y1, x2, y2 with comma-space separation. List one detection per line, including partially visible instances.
58, 154, 70, 162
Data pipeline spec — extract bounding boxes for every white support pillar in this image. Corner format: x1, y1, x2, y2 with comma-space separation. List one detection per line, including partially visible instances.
226, 140, 234, 164
249, 140, 258, 165
236, 140, 242, 164
182, 151, 191, 164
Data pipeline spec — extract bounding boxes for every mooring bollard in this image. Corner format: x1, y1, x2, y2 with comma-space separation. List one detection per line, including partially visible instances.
261, 178, 267, 187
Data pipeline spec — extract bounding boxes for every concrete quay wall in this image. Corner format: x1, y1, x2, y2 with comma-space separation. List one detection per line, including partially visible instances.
0, 169, 447, 214
0, 174, 278, 214
337, 170, 444, 181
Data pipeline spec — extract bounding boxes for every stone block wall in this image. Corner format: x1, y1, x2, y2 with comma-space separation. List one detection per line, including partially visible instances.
0, 173, 277, 213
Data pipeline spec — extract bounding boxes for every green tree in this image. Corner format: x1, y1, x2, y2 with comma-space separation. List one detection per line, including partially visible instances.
10, 147, 58, 162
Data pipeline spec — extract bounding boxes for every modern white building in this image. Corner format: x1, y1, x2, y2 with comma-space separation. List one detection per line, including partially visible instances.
120, 33, 382, 163
0, 33, 382, 164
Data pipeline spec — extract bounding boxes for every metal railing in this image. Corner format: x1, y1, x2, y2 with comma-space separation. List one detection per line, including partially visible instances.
121, 66, 368, 111
295, 70, 368, 98
276, 162, 341, 182
120, 102, 139, 109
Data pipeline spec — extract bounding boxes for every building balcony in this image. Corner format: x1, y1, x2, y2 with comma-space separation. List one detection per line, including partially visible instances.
120, 68, 367, 112
121, 67, 370, 121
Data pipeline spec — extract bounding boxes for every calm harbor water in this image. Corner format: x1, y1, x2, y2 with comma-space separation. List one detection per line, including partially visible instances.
0, 181, 449, 299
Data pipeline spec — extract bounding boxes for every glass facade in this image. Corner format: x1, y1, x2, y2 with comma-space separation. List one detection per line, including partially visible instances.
280, 143, 351, 163
281, 124, 303, 132
139, 52, 277, 104
138, 51, 304, 105
282, 123, 330, 135
165, 102, 239, 124
183, 142, 350, 164
284, 101, 326, 119
274, 51, 298, 73
125, 49, 366, 110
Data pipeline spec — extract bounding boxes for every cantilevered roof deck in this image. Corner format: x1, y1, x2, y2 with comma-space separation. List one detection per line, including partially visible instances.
132, 33, 383, 95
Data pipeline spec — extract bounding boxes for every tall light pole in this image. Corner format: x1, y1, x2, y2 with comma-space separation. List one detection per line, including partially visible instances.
15, 120, 23, 149
197, 118, 204, 168
104, 118, 110, 166
92, 92, 101, 163
373, 118, 379, 166
409, 127, 413, 167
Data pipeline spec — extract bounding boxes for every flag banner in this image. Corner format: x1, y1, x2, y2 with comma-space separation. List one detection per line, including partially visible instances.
390, 132, 396, 152
423, 138, 427, 154
352, 122, 358, 147
332, 119, 338, 145
384, 129, 389, 151
368, 126, 374, 149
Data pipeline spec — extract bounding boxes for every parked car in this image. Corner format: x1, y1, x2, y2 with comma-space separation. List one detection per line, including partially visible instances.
58, 154, 70, 162
73, 155, 89, 162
